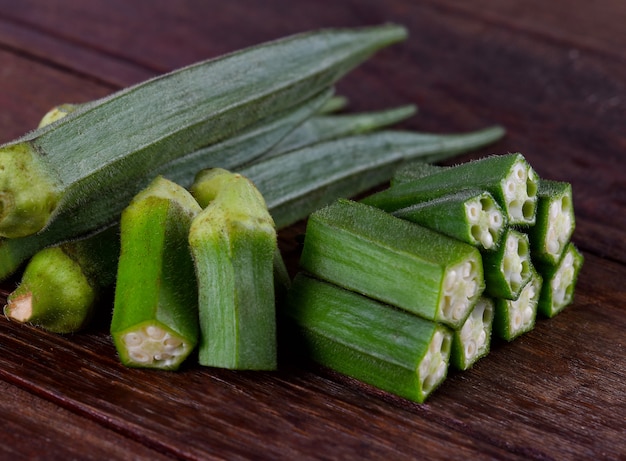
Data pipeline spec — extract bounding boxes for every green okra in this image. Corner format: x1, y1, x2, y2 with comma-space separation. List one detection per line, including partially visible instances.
493, 266, 542, 341
242, 126, 506, 229
392, 189, 507, 251
317, 95, 349, 114
450, 297, 494, 371
362, 153, 538, 226
528, 179, 575, 265
111, 176, 202, 370
260, 105, 417, 160
536, 242, 584, 318
481, 228, 533, 300
391, 161, 445, 185
4, 226, 119, 334
0, 24, 406, 239
0, 90, 331, 281
285, 273, 453, 403
189, 169, 277, 370
299, 199, 484, 329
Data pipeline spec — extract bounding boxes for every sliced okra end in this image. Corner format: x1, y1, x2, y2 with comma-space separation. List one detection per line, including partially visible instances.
501, 155, 538, 226
465, 192, 506, 250
484, 229, 533, 300
418, 327, 453, 398
113, 322, 195, 370
451, 297, 494, 370
537, 243, 584, 318
494, 269, 542, 341
439, 253, 484, 328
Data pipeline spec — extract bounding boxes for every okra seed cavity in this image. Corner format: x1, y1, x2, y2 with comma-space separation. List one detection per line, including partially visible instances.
507, 275, 540, 335
551, 252, 576, 306
419, 329, 451, 394
121, 325, 190, 367
503, 160, 537, 223
502, 233, 530, 293
440, 258, 481, 324
459, 300, 491, 361
465, 196, 504, 250
545, 197, 573, 257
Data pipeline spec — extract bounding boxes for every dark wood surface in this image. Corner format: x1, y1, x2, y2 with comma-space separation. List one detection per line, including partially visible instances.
1, 1, 624, 459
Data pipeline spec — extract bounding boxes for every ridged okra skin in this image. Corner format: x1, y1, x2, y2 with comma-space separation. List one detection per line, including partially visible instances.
285, 274, 453, 403
111, 177, 201, 370
536, 243, 584, 318
299, 199, 484, 329
528, 180, 575, 265
242, 126, 505, 229
482, 228, 533, 300
450, 297, 494, 371
493, 267, 542, 341
189, 169, 277, 370
390, 161, 445, 185
363, 153, 538, 226
392, 189, 507, 251
4, 226, 119, 333
0, 24, 407, 239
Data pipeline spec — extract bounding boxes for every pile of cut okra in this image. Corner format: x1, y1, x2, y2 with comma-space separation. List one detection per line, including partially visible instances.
0, 24, 583, 403
286, 153, 583, 403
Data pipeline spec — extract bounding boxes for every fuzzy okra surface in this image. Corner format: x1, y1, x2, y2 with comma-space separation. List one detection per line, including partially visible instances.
111, 176, 201, 370
299, 199, 484, 329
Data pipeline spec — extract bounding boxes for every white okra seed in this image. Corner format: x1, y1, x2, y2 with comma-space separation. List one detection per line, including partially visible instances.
145, 325, 166, 340
123, 332, 144, 347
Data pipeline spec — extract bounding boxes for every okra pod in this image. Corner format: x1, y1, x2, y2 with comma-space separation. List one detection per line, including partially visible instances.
392, 189, 507, 251
493, 267, 542, 341
110, 176, 202, 370
481, 228, 533, 300
362, 153, 538, 226
0, 24, 406, 239
189, 169, 277, 370
528, 179, 575, 265
242, 126, 506, 229
4, 226, 119, 333
285, 273, 453, 403
391, 161, 445, 185
450, 297, 494, 371
299, 199, 484, 328
536, 243, 584, 318
261, 105, 416, 159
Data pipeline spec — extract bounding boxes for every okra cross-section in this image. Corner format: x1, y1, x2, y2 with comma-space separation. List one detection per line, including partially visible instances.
450, 297, 494, 371
528, 180, 576, 265
493, 267, 542, 341
363, 153, 538, 226
286, 274, 453, 403
110, 176, 202, 370
299, 199, 484, 329
482, 228, 533, 300
393, 189, 507, 250
536, 243, 584, 318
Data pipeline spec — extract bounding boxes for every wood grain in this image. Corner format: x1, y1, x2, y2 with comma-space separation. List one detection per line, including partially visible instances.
0, 1, 624, 459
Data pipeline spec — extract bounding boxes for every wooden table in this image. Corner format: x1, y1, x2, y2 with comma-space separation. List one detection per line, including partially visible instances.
1, 1, 624, 459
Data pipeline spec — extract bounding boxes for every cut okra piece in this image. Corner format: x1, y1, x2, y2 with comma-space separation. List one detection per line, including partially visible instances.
299, 199, 484, 329
189, 168, 277, 370
391, 161, 445, 186
536, 243, 584, 318
393, 189, 507, 250
4, 226, 119, 334
482, 228, 533, 300
363, 153, 538, 226
286, 273, 453, 403
450, 297, 494, 371
528, 180, 576, 265
111, 176, 202, 370
493, 267, 542, 341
